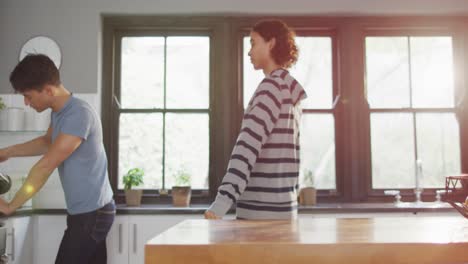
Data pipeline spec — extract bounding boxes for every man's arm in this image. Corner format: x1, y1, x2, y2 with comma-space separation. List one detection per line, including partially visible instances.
0, 132, 82, 214
0, 126, 52, 162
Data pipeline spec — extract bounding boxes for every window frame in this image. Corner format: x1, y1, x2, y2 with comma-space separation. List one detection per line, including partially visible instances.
240, 28, 344, 201
361, 24, 467, 202
232, 18, 347, 202
102, 15, 468, 204
102, 16, 228, 204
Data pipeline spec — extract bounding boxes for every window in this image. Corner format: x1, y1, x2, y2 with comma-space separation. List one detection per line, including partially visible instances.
103, 16, 468, 203
117, 35, 210, 190
365, 35, 461, 190
243, 34, 337, 190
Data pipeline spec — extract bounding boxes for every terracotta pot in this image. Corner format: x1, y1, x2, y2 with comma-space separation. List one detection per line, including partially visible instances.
125, 189, 143, 206
298, 187, 316, 206
172, 186, 191, 207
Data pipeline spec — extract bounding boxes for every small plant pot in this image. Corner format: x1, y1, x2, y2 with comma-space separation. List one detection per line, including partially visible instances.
298, 187, 316, 206
125, 189, 143, 206
172, 186, 191, 207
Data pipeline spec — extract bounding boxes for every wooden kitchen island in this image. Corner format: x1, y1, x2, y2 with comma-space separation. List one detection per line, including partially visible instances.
145, 217, 468, 264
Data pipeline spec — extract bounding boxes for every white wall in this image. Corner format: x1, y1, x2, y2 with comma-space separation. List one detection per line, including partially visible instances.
1, 0, 468, 95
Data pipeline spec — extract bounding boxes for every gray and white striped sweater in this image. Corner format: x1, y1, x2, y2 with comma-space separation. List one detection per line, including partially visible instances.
209, 68, 307, 219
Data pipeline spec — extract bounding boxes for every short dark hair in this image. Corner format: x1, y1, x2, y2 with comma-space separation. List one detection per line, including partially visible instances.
252, 20, 299, 69
9, 54, 61, 93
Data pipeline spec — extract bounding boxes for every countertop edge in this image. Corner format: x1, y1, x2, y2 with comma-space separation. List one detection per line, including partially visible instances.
1, 202, 458, 217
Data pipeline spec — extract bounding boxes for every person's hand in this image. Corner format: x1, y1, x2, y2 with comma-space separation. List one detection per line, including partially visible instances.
0, 148, 10, 163
204, 210, 221, 220
0, 198, 13, 216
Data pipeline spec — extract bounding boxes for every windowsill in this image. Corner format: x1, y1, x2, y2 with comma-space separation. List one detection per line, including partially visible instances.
1, 202, 457, 218
115, 202, 455, 215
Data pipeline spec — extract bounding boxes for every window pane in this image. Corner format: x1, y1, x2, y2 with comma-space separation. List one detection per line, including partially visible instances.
410, 37, 454, 108
290, 37, 333, 109
243, 36, 333, 109
371, 113, 414, 189
243, 37, 264, 108
166, 37, 210, 109
121, 37, 164, 108
416, 113, 461, 188
119, 114, 163, 189
165, 113, 209, 189
300, 114, 336, 189
366, 37, 410, 108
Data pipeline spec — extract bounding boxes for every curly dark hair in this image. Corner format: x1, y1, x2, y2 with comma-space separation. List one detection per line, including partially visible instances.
252, 20, 299, 69
9, 54, 61, 93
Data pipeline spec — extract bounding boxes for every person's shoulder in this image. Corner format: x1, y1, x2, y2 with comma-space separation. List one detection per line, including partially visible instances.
71, 96, 88, 106
250, 77, 284, 107
258, 76, 287, 92
67, 97, 96, 117
73, 97, 95, 109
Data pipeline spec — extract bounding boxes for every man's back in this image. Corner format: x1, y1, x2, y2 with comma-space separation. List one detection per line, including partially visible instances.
51, 95, 113, 215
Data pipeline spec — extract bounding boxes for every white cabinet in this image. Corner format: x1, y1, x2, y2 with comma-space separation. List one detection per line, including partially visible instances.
130, 215, 203, 264
106, 214, 203, 264
30, 213, 203, 264
106, 215, 129, 264
4, 216, 33, 264
32, 215, 66, 264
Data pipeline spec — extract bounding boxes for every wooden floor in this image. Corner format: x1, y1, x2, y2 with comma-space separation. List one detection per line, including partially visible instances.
145, 217, 468, 264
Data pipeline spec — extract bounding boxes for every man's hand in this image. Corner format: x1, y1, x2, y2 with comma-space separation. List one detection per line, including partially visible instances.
0, 148, 10, 163
0, 198, 14, 216
204, 210, 221, 220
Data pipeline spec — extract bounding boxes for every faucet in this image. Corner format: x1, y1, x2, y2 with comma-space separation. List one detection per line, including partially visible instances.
435, 189, 444, 203
414, 159, 423, 203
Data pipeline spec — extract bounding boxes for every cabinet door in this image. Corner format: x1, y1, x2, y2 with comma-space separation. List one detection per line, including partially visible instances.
106, 215, 129, 264
129, 215, 203, 264
5, 216, 33, 264
32, 215, 66, 264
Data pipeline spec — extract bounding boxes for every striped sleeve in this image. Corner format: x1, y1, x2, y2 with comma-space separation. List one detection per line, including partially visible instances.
208, 78, 284, 217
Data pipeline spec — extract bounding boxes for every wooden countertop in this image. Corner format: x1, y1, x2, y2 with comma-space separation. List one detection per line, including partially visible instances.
145, 217, 468, 264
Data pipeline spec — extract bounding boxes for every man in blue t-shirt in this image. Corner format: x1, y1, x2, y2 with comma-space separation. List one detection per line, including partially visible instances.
0, 54, 115, 264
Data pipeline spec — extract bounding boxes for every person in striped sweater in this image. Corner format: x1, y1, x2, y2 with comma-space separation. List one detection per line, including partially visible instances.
205, 19, 307, 220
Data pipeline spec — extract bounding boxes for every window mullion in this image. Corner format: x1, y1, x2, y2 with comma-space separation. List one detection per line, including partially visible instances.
162, 36, 168, 190
408, 36, 419, 184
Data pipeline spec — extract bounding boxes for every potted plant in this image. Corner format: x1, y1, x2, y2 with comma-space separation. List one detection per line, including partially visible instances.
0, 97, 5, 111
298, 169, 316, 206
171, 167, 191, 207
123, 168, 144, 206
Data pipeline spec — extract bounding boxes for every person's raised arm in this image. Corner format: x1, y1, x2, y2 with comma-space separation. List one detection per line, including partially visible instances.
0, 125, 52, 163
0, 132, 82, 214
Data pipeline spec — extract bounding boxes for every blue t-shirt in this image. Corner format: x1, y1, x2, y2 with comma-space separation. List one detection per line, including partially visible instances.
51, 95, 113, 215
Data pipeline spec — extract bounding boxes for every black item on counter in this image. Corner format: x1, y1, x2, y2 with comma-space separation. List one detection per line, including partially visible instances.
0, 173, 11, 195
